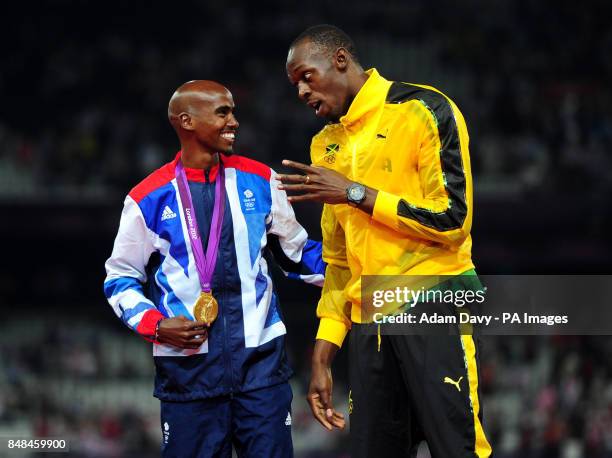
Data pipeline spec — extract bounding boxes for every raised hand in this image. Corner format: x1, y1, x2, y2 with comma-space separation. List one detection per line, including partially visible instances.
277, 159, 351, 204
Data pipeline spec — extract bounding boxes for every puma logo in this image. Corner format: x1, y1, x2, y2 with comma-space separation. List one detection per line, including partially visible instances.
376, 128, 388, 139
444, 376, 463, 392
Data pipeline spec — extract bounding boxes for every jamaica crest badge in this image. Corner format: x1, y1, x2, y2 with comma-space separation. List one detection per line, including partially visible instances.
324, 143, 339, 164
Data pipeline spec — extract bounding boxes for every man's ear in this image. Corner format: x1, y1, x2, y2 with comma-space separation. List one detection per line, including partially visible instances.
179, 113, 194, 131
334, 48, 349, 71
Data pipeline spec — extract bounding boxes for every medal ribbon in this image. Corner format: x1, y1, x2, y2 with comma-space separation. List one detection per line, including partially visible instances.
175, 158, 225, 293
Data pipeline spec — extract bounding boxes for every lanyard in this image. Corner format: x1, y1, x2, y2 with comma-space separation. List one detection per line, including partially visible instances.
175, 159, 225, 292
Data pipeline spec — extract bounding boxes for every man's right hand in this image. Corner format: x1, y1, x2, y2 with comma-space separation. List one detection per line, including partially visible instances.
307, 339, 345, 431
156, 316, 208, 349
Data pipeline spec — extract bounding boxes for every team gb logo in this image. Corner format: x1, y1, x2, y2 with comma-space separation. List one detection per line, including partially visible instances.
243, 189, 255, 210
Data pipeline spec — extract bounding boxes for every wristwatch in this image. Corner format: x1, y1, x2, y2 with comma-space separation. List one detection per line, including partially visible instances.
346, 182, 366, 207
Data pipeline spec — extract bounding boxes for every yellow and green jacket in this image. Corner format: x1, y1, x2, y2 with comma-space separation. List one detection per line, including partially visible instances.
313, 69, 475, 347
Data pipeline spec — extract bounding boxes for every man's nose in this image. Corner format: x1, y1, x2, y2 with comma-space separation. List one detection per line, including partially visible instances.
298, 82, 311, 101
227, 113, 239, 129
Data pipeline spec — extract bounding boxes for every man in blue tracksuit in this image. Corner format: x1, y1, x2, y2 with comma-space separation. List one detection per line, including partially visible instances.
104, 80, 324, 457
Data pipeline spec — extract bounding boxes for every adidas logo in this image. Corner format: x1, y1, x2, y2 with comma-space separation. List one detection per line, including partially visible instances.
161, 205, 177, 221
285, 412, 292, 426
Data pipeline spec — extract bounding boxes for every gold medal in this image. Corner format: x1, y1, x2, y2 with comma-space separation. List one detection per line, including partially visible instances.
194, 291, 219, 325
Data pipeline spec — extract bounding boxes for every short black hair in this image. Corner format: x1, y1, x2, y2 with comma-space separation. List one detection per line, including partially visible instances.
291, 24, 359, 62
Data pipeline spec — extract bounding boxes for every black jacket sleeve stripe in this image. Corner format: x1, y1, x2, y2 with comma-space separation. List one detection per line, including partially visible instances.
385, 82, 468, 232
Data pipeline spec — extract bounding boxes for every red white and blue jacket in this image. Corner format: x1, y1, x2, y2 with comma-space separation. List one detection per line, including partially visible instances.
104, 152, 324, 401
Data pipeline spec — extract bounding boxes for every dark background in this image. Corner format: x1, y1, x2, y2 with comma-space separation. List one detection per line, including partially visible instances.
1, 1, 611, 457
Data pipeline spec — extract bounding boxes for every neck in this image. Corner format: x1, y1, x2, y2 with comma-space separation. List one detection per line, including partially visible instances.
337, 68, 369, 120
349, 69, 369, 100
180, 144, 219, 169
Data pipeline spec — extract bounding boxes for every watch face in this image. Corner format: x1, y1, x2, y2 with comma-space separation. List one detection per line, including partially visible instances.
348, 184, 366, 202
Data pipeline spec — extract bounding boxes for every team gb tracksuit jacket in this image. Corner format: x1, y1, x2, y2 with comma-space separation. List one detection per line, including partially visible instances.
104, 152, 324, 401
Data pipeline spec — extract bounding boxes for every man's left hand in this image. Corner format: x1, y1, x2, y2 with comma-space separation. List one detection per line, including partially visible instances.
277, 159, 350, 204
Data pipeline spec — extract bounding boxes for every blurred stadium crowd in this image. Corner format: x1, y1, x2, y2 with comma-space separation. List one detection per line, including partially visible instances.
1, 0, 611, 457
2, 317, 611, 457
2, 1, 611, 201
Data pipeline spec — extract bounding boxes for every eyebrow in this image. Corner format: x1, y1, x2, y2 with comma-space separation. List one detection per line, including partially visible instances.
288, 64, 306, 85
214, 105, 234, 114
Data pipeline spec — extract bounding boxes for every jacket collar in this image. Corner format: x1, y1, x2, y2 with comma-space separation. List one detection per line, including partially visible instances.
173, 151, 224, 182
339, 68, 390, 131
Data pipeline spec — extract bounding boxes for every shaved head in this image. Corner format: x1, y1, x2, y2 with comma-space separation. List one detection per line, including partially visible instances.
168, 80, 231, 131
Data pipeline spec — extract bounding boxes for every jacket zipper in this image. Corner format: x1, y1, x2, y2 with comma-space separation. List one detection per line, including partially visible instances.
206, 167, 234, 395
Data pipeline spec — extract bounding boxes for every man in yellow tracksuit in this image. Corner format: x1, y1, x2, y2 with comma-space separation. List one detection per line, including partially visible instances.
280, 25, 492, 458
